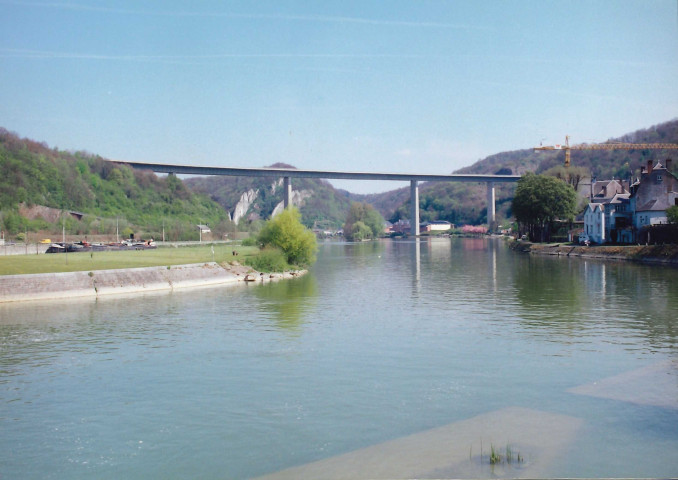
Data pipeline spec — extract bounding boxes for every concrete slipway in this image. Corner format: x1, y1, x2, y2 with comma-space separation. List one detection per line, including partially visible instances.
0, 262, 304, 303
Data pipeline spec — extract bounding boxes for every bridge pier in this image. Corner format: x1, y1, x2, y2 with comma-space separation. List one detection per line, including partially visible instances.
283, 176, 292, 209
410, 180, 420, 236
487, 182, 496, 232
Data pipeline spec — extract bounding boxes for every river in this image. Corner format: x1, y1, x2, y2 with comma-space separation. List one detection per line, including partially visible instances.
1, 238, 677, 479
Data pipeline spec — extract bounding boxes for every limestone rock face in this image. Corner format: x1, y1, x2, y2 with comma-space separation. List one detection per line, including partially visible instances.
271, 190, 312, 217
232, 189, 259, 224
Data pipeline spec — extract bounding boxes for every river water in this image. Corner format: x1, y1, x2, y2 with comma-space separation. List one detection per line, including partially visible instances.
1, 238, 677, 479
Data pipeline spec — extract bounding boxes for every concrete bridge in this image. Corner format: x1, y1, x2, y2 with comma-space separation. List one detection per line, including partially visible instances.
122, 162, 521, 235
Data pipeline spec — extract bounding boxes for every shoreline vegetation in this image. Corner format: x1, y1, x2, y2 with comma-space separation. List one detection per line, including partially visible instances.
509, 239, 678, 266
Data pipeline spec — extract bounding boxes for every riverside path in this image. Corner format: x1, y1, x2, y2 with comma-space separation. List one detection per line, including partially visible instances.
122, 162, 521, 235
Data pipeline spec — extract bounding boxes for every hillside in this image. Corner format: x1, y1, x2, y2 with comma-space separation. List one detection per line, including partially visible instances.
0, 128, 230, 241
363, 118, 678, 225
2, 118, 677, 239
185, 164, 353, 230
457, 119, 678, 179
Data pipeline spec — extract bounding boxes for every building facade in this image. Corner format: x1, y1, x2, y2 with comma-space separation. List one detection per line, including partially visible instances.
582, 160, 677, 244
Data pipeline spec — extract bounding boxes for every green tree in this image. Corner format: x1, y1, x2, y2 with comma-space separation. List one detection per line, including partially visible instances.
349, 221, 373, 241
344, 202, 385, 241
512, 173, 577, 242
257, 207, 317, 266
667, 205, 678, 224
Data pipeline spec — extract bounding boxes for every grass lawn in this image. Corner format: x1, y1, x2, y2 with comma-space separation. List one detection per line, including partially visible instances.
0, 244, 259, 276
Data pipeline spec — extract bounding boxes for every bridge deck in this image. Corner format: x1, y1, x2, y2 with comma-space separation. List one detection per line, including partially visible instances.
121, 162, 521, 183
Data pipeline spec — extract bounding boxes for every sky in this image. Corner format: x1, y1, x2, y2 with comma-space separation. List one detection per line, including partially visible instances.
1, 0, 677, 194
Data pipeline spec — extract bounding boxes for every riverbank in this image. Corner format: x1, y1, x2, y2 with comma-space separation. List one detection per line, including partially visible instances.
0, 262, 306, 303
510, 240, 678, 265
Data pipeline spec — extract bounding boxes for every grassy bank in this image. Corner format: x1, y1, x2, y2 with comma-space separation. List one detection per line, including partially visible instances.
0, 244, 258, 276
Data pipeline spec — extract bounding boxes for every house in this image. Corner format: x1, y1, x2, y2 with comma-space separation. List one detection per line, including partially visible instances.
583, 180, 632, 244
590, 179, 629, 203
582, 159, 677, 244
389, 219, 411, 234
631, 159, 678, 230
420, 220, 453, 233
607, 193, 633, 243
583, 203, 606, 244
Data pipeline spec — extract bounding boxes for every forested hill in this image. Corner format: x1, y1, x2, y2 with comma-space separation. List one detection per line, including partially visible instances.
456, 118, 678, 179
0, 128, 229, 240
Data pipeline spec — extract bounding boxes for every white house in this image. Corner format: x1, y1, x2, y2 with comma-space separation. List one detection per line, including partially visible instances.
420, 221, 453, 233
583, 203, 606, 244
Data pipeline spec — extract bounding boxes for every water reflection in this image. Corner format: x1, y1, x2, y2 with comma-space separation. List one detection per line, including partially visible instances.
512, 254, 678, 353
0, 293, 197, 378
488, 238, 497, 294
414, 239, 421, 293
2, 240, 678, 479
251, 274, 318, 333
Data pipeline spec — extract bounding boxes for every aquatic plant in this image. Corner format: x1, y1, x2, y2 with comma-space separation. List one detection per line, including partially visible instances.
488, 443, 524, 465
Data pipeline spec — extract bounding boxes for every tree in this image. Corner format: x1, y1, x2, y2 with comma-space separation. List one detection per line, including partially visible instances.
257, 207, 317, 266
512, 173, 577, 242
349, 221, 373, 241
344, 202, 385, 241
667, 205, 678, 224
542, 165, 589, 192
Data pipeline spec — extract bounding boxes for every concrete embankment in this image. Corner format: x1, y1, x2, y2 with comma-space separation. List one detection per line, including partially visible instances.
0, 262, 306, 303
511, 241, 678, 265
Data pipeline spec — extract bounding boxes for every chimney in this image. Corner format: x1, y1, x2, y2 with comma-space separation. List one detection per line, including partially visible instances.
666, 158, 672, 172
647, 160, 653, 174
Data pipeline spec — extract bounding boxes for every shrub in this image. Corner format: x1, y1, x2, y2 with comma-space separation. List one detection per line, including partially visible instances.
244, 246, 290, 272
344, 202, 385, 240
461, 225, 488, 235
667, 205, 678, 224
257, 208, 317, 267
349, 221, 373, 241
241, 236, 258, 247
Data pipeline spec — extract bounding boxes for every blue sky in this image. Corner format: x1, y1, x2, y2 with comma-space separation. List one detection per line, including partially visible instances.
1, 0, 677, 193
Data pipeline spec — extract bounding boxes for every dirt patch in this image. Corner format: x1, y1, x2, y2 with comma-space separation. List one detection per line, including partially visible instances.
568, 360, 678, 410
254, 407, 583, 480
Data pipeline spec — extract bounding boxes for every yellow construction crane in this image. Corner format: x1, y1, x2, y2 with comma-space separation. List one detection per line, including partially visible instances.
534, 135, 678, 167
